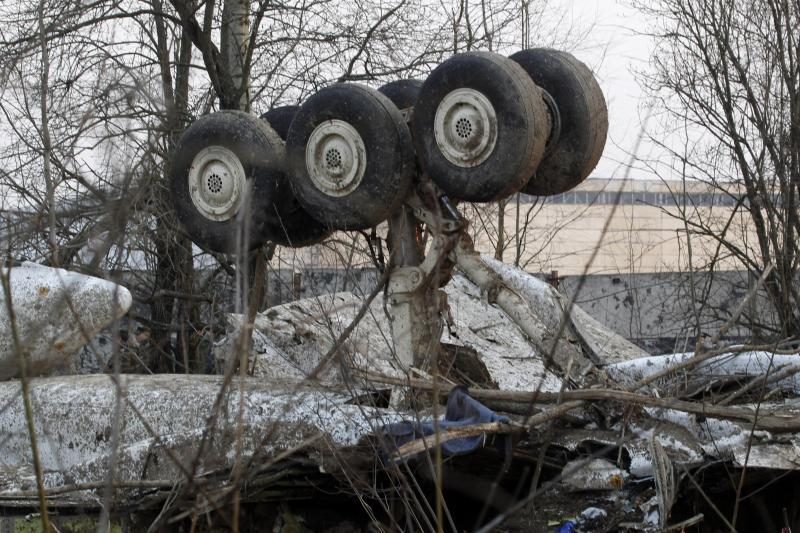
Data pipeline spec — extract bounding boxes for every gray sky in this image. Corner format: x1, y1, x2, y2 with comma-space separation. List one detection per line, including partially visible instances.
549, 0, 661, 180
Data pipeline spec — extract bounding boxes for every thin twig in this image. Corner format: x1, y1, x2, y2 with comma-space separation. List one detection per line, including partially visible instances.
0, 480, 181, 499
631, 264, 774, 392
359, 371, 800, 431
0, 266, 51, 530
678, 462, 737, 532
307, 265, 392, 380
717, 363, 800, 406
389, 421, 520, 460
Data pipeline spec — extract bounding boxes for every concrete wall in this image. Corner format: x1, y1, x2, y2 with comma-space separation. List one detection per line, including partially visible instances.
560, 270, 775, 353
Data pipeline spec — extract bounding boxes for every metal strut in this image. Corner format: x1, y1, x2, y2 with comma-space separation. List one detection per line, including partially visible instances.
386, 185, 594, 383
386, 189, 461, 370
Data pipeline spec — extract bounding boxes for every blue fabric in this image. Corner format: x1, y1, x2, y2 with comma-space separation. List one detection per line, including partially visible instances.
556, 521, 576, 533
381, 386, 509, 457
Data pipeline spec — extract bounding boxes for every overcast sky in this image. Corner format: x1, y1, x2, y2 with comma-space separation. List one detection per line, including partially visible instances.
548, 0, 661, 181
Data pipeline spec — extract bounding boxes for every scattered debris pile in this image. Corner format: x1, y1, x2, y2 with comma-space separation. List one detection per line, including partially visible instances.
1, 261, 799, 531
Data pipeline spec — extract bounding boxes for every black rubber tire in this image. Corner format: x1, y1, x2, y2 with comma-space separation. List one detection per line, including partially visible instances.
260, 105, 300, 140
378, 79, 424, 111
169, 110, 283, 254
510, 48, 608, 196
285, 83, 415, 230
412, 52, 549, 203
261, 106, 331, 247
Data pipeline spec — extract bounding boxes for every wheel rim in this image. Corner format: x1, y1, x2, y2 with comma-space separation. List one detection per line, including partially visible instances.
305, 119, 367, 197
434, 88, 498, 167
540, 88, 562, 157
188, 145, 246, 222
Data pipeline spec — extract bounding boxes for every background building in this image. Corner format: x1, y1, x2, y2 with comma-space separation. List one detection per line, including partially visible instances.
467, 178, 754, 276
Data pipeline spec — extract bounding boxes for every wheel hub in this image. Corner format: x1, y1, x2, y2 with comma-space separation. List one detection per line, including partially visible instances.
305, 119, 366, 197
188, 145, 247, 222
434, 88, 497, 167
540, 88, 561, 157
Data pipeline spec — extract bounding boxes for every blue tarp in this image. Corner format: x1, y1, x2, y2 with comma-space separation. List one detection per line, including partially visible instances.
381, 386, 509, 458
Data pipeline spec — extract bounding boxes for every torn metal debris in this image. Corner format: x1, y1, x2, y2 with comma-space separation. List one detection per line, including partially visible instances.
2, 260, 800, 531
0, 263, 131, 377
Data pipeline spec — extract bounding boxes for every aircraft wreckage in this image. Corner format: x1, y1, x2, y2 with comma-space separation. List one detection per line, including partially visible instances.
2, 48, 799, 532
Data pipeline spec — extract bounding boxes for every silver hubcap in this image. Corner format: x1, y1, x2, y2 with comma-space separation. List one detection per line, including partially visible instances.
305, 119, 366, 197
434, 88, 498, 167
188, 145, 246, 222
